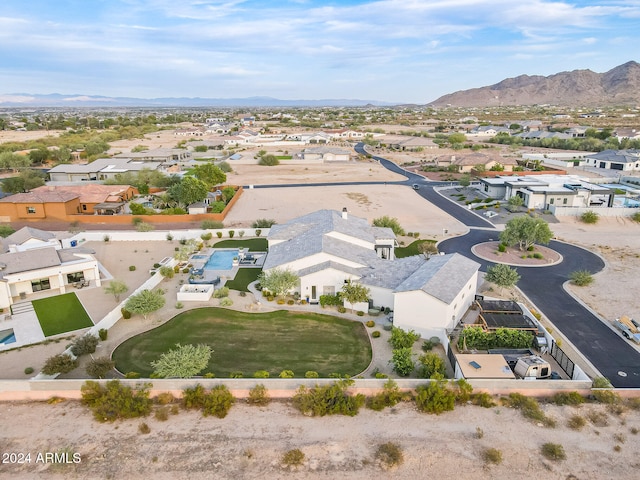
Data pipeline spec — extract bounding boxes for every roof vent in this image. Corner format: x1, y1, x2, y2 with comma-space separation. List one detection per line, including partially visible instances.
342, 207, 348, 220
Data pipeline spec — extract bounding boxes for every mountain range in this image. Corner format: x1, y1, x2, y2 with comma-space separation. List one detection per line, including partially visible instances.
429, 61, 640, 107
0, 94, 392, 108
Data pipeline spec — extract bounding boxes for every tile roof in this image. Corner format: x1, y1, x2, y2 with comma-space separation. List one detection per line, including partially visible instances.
31, 185, 134, 204
0, 191, 78, 203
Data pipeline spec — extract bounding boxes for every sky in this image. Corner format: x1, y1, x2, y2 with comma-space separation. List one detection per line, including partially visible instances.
1, 0, 639, 104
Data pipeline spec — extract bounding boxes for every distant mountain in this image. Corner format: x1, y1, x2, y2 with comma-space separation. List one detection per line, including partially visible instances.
0, 93, 395, 108
429, 61, 640, 107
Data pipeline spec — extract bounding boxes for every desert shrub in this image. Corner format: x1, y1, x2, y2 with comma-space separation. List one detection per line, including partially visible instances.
98, 328, 108, 341
418, 352, 446, 379
200, 232, 213, 241
201, 385, 235, 418
247, 384, 270, 406
366, 379, 404, 411
372, 216, 405, 236
292, 380, 365, 417
631, 211, 640, 223
213, 287, 229, 298
279, 369, 295, 378
389, 327, 421, 349
228, 230, 235, 238
252, 218, 276, 228
276, 298, 285, 305
155, 392, 175, 405
201, 220, 223, 229
24, 367, 34, 375
586, 409, 609, 427
337, 306, 347, 313
216, 231, 223, 238
253, 370, 270, 378
415, 380, 456, 414
124, 371, 140, 379
375, 442, 404, 468
304, 371, 319, 378
541, 442, 566, 461
175, 302, 184, 309
42, 354, 79, 375
592, 389, 621, 404
592, 377, 612, 388
372, 331, 381, 338
365, 320, 375, 327
567, 414, 587, 430
258, 154, 279, 166
580, 210, 599, 224
507, 393, 555, 427
356, 310, 365, 316
159, 265, 174, 279
136, 222, 155, 232
182, 384, 207, 409
551, 391, 585, 406
281, 448, 305, 467
138, 422, 151, 434
219, 297, 233, 307
482, 448, 503, 465
471, 392, 496, 408
103, 234, 110, 242
81, 380, 152, 422
475, 426, 484, 439
498, 243, 507, 252
454, 379, 473, 403
70, 334, 99, 356
287, 299, 294, 305
121, 308, 132, 319
230, 371, 244, 378
155, 406, 169, 421
255, 229, 262, 237
570, 270, 594, 286
86, 357, 115, 379
627, 397, 640, 410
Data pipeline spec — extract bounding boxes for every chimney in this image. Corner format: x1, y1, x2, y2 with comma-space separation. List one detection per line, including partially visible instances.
342, 207, 348, 220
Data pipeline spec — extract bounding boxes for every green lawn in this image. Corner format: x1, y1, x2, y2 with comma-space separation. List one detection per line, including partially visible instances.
395, 239, 437, 258
213, 238, 268, 251
112, 308, 371, 378
32, 293, 94, 337
224, 268, 261, 292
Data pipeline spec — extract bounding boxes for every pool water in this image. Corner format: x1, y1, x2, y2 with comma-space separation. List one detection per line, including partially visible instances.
191, 254, 208, 260
0, 329, 16, 345
204, 250, 238, 270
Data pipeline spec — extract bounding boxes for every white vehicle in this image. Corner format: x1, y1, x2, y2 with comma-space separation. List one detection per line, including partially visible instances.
513, 355, 551, 379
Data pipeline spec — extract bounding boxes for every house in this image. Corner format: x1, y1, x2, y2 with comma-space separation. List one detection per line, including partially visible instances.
47, 157, 165, 182
477, 174, 614, 209
0, 185, 137, 221
293, 147, 351, 162
584, 149, 640, 171
435, 152, 517, 173
262, 209, 480, 343
0, 227, 102, 309
515, 131, 571, 141
614, 128, 640, 140
388, 136, 438, 151
469, 126, 511, 136
114, 148, 191, 163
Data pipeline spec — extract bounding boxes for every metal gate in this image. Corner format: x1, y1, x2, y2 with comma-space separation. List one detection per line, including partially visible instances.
550, 341, 575, 379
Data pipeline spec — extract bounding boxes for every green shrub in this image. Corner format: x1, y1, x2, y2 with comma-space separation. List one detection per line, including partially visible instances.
471, 392, 495, 408
253, 370, 270, 378
391, 348, 414, 376
389, 327, 421, 349
247, 384, 270, 406
129, 265, 136, 271
81, 380, 152, 422
365, 320, 375, 327
498, 243, 507, 252
418, 352, 446, 379
228, 230, 235, 238
279, 369, 295, 378
213, 287, 229, 298
86, 357, 115, 379
356, 310, 365, 316
337, 306, 347, 313
230, 371, 243, 378
570, 270, 594, 286
182, 384, 207, 409
42, 354, 79, 375
631, 211, 640, 223
155, 392, 175, 405
219, 297, 233, 307
457, 326, 533, 350
366, 379, 403, 411
281, 448, 305, 467
24, 367, 34, 375
533, 252, 543, 259
98, 328, 108, 341
121, 308, 132, 319
202, 385, 235, 418
507, 393, 555, 426
541, 442, 566, 461
415, 380, 456, 414
255, 229, 262, 237
70, 335, 99, 356
175, 302, 184, 309
482, 448, 503, 465
372, 331, 381, 338
124, 371, 140, 379
305, 371, 319, 378
592, 377, 612, 388
287, 299, 294, 305
258, 155, 279, 166
252, 219, 276, 228
319, 294, 342, 307
580, 210, 599, 224
592, 389, 621, 405
372, 216, 405, 236
292, 380, 365, 416
216, 231, 223, 238
276, 298, 285, 305
375, 442, 404, 468
551, 391, 585, 406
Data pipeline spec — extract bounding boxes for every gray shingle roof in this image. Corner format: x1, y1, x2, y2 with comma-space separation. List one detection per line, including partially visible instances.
1, 227, 56, 253
586, 149, 640, 164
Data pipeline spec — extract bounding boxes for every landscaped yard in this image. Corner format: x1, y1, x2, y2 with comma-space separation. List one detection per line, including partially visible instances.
112, 308, 371, 378
213, 238, 268, 251
31, 293, 94, 337
395, 239, 437, 258
223, 268, 261, 291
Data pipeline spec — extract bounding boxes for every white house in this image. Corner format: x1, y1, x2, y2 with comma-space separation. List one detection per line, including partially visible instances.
262, 209, 480, 343
0, 227, 102, 309
584, 149, 640, 172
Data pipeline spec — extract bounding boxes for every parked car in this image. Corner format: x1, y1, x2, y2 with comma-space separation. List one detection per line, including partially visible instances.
412, 184, 420, 190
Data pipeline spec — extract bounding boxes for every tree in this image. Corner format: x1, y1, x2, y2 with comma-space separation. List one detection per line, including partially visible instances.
2, 169, 45, 193
151, 343, 212, 378
448, 133, 467, 145
372, 216, 405, 236
0, 225, 15, 238
28, 147, 50, 165
42, 354, 79, 375
341, 280, 370, 312
86, 357, 115, 378
507, 195, 524, 211
458, 174, 471, 187
168, 176, 209, 207
499, 216, 553, 251
391, 348, 415, 376
159, 265, 174, 279
124, 289, 166, 320
485, 263, 521, 291
417, 241, 439, 259
389, 327, 421, 349
258, 268, 299, 298
104, 280, 128, 302
192, 163, 226, 187
0, 151, 31, 172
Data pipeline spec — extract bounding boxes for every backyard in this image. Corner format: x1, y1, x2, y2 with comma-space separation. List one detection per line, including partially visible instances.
112, 308, 371, 377
31, 292, 93, 337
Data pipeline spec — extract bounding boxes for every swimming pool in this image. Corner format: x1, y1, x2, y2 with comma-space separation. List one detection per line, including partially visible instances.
204, 250, 238, 270
0, 328, 16, 345
191, 254, 208, 260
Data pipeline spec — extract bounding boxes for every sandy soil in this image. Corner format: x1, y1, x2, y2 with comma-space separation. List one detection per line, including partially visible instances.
0, 398, 638, 479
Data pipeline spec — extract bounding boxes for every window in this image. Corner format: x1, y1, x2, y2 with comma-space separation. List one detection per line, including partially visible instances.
31, 278, 51, 292
563, 198, 568, 205
82, 204, 87, 211
67, 272, 85, 283
549, 198, 554, 205
26, 206, 36, 214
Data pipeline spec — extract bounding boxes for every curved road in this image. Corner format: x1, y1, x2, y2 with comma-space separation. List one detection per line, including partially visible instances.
250, 143, 640, 387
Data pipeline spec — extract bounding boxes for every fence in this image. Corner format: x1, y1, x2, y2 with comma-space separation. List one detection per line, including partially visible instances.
551, 205, 639, 217
550, 341, 575, 379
